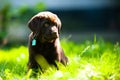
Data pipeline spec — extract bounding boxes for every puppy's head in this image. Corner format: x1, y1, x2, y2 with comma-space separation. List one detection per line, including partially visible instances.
28, 11, 61, 43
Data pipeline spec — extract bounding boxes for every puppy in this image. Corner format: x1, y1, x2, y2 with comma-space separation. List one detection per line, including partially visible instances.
27, 11, 68, 71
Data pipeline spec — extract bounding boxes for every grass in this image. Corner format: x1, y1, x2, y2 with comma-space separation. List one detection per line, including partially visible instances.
0, 39, 120, 80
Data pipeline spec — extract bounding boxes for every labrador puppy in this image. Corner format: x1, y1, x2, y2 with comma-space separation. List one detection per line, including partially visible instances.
27, 11, 68, 72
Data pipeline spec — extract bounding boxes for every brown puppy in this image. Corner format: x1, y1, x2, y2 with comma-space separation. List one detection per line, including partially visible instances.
27, 11, 68, 71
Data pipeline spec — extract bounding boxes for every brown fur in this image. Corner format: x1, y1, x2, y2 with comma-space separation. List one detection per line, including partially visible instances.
27, 11, 68, 71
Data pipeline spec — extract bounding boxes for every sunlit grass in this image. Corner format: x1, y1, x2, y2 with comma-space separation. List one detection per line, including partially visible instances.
0, 46, 28, 80
0, 39, 120, 80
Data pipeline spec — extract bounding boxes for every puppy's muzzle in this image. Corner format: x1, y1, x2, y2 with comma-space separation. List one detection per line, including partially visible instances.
43, 31, 58, 42
51, 31, 58, 38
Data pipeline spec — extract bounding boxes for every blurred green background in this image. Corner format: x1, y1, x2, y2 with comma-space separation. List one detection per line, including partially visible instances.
0, 0, 120, 47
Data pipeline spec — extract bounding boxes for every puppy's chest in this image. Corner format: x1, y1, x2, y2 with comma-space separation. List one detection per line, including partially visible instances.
34, 43, 57, 56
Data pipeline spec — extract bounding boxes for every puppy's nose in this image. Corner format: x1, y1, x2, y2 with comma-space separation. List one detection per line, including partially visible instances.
51, 31, 57, 35
51, 31, 58, 37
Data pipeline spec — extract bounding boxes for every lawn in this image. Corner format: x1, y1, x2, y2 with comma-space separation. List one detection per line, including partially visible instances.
0, 39, 120, 80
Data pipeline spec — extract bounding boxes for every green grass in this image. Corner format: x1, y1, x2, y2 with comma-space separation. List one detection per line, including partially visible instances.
0, 39, 120, 80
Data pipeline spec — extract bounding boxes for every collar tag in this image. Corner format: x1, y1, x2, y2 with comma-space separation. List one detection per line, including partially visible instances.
32, 39, 36, 46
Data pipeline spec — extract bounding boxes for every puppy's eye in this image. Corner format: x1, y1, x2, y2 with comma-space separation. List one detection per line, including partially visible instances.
44, 22, 49, 27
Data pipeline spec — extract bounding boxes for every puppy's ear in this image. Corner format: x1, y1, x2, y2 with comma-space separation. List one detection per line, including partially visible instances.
28, 17, 40, 33
57, 17, 62, 34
